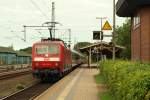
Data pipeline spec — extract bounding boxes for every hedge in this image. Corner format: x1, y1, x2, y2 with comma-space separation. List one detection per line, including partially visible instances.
101, 60, 150, 100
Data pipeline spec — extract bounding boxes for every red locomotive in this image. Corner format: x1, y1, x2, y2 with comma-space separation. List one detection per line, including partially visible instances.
32, 38, 73, 80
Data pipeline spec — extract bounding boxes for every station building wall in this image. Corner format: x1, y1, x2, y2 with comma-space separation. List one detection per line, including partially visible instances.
131, 6, 150, 62
17, 56, 31, 64
0, 53, 16, 65
0, 53, 31, 65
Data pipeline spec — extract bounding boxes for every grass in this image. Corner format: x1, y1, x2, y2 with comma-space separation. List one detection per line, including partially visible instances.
100, 92, 113, 100
95, 74, 105, 84
95, 74, 113, 100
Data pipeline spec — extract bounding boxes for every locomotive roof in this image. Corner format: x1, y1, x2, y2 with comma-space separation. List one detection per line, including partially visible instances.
33, 40, 70, 49
33, 38, 70, 49
34, 40, 65, 45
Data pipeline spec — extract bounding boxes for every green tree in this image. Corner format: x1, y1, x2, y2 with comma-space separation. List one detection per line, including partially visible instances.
20, 47, 32, 54
73, 42, 92, 51
115, 19, 131, 59
8, 44, 14, 50
73, 42, 92, 59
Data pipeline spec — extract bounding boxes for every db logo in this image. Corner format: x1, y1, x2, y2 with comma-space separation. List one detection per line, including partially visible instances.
45, 54, 49, 57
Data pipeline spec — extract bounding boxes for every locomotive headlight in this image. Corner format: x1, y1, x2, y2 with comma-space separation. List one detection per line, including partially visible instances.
35, 62, 39, 66
34, 57, 44, 61
49, 58, 60, 61
55, 63, 58, 66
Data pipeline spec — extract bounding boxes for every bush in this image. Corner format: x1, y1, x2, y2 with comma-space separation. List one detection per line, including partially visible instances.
16, 83, 25, 90
101, 60, 150, 100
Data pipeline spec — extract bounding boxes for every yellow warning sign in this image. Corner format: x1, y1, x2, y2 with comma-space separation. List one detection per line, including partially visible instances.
102, 21, 112, 30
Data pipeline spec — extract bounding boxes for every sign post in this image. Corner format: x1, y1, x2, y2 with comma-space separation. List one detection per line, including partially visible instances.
93, 19, 112, 69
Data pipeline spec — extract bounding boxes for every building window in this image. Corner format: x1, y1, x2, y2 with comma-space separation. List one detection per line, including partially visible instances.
133, 14, 140, 29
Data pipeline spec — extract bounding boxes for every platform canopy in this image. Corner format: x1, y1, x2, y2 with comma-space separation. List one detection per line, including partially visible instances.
116, 0, 150, 17
80, 42, 125, 59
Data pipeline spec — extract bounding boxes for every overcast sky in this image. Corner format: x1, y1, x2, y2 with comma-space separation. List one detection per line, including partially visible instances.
0, 0, 125, 50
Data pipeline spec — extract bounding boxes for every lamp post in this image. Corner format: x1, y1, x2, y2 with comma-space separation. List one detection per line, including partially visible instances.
112, 0, 116, 60
96, 17, 107, 60
68, 29, 71, 49
96, 17, 107, 31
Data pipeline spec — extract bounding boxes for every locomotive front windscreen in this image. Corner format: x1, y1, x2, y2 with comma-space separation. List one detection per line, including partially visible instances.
36, 45, 59, 54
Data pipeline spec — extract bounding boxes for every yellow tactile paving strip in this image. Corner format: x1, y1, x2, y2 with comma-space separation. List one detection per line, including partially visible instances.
34, 68, 99, 100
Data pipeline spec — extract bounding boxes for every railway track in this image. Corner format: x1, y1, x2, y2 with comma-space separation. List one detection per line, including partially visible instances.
1, 82, 52, 100
0, 69, 7, 73
0, 67, 31, 73
0, 64, 82, 100
0, 68, 32, 80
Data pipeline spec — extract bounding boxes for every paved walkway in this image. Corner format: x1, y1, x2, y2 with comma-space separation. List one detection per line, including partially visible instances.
82, 63, 99, 68
35, 68, 99, 100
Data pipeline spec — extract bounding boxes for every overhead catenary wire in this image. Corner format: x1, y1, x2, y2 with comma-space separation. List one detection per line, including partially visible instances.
40, 0, 50, 12
35, 0, 51, 18
29, 0, 50, 20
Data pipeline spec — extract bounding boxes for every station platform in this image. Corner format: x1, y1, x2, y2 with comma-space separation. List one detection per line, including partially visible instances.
82, 63, 99, 68
34, 68, 99, 100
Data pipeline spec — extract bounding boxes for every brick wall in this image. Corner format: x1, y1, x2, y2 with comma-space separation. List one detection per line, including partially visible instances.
131, 6, 150, 62
140, 7, 150, 62
131, 19, 141, 61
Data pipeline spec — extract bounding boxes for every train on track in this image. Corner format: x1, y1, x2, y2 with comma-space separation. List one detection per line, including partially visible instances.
32, 38, 84, 81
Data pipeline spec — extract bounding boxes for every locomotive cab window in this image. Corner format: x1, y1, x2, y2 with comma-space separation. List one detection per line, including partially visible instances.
36, 46, 48, 54
48, 45, 59, 54
36, 45, 59, 54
